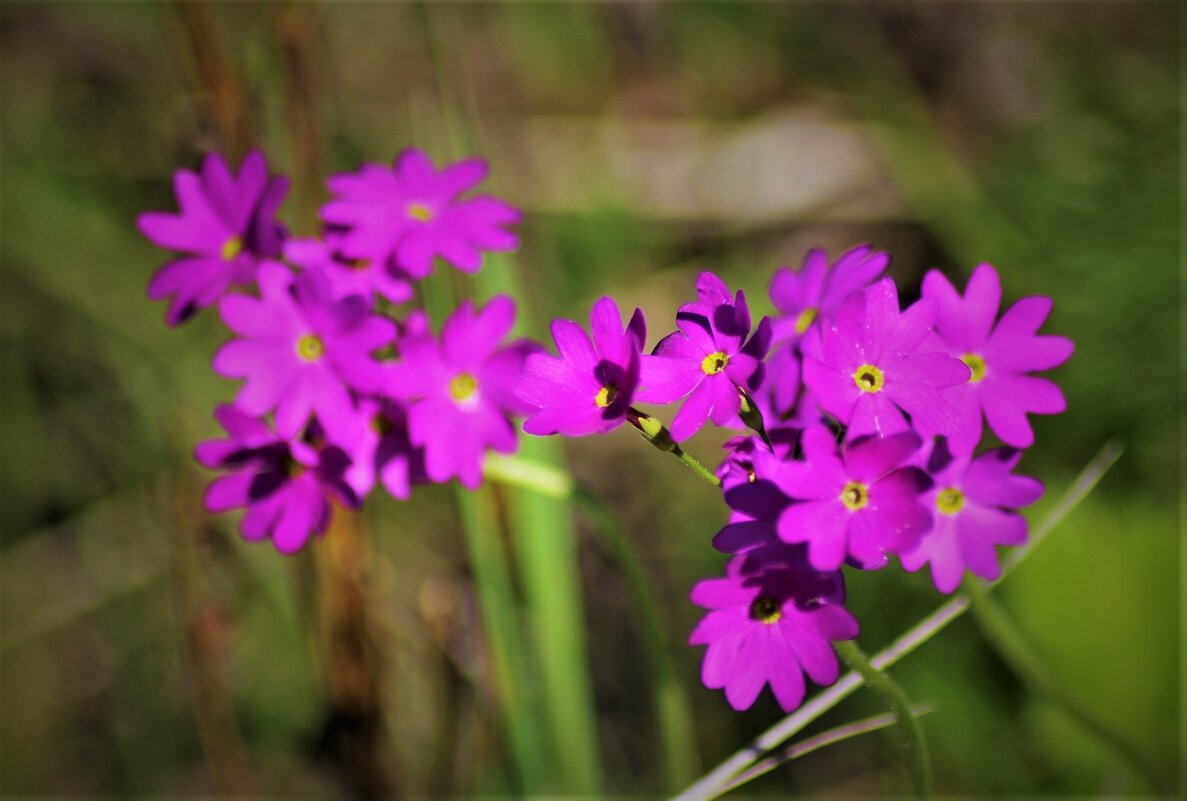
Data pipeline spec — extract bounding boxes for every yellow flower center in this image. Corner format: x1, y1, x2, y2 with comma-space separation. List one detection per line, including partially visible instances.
595, 385, 618, 409
295, 333, 325, 362
449, 372, 478, 404
749, 596, 782, 625
961, 353, 987, 384
701, 351, 730, 375
852, 363, 885, 393
406, 202, 435, 222
794, 306, 818, 335
936, 487, 965, 515
347, 258, 371, 272
840, 481, 869, 511
220, 236, 243, 261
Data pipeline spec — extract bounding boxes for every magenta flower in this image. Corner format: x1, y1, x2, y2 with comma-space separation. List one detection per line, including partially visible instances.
639, 272, 772, 442
769, 244, 890, 349
901, 442, 1044, 592
321, 148, 521, 280
775, 425, 932, 571
516, 296, 646, 437
387, 296, 538, 489
140, 151, 289, 325
284, 231, 414, 305
213, 262, 397, 439
690, 544, 858, 712
195, 405, 356, 554
803, 278, 970, 438
337, 397, 425, 501
919, 264, 1074, 453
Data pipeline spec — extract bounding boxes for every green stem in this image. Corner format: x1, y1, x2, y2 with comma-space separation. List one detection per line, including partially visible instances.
627, 408, 722, 489
833, 640, 931, 799
456, 487, 550, 793
964, 578, 1165, 794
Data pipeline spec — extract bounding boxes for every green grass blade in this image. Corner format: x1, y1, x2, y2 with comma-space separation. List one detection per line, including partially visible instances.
456, 486, 550, 792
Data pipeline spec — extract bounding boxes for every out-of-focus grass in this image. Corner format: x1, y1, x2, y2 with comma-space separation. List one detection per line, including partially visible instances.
1, 2, 1180, 797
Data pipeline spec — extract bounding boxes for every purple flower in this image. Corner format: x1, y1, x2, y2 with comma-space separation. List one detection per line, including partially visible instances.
321, 148, 521, 280
769, 244, 890, 348
901, 442, 1044, 592
516, 296, 646, 437
140, 151, 289, 325
775, 425, 932, 571
803, 278, 970, 438
195, 405, 356, 554
690, 544, 858, 712
920, 264, 1073, 453
639, 272, 772, 442
284, 232, 414, 305
213, 262, 397, 439
387, 296, 538, 489
336, 397, 425, 501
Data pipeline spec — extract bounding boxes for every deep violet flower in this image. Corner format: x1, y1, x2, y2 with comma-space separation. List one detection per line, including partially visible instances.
900, 441, 1044, 593
213, 262, 397, 439
140, 151, 289, 325
639, 272, 772, 442
516, 296, 646, 437
320, 148, 521, 280
775, 425, 932, 571
284, 232, 414, 305
386, 295, 538, 489
690, 543, 858, 712
802, 278, 970, 438
919, 264, 1074, 453
195, 404, 357, 554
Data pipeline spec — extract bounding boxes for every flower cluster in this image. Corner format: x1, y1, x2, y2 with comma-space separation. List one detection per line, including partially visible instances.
516, 246, 1071, 712
141, 149, 533, 553
143, 150, 1072, 717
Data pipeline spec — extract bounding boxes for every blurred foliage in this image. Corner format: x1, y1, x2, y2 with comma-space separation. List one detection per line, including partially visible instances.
0, 2, 1180, 798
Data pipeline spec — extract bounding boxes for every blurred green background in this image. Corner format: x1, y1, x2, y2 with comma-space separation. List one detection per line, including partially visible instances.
0, 2, 1181, 798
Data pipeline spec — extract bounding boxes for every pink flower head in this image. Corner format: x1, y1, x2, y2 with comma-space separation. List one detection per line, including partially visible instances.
639, 272, 772, 442
803, 278, 970, 438
195, 405, 357, 554
901, 441, 1044, 592
284, 231, 414, 305
213, 262, 397, 439
321, 148, 521, 280
140, 151, 289, 325
775, 425, 932, 571
690, 543, 858, 712
919, 264, 1074, 453
516, 296, 646, 437
387, 296, 539, 489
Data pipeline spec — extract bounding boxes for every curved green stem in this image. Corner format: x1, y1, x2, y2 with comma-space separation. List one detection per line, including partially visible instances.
964, 578, 1165, 794
627, 408, 722, 489
834, 640, 931, 799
